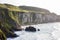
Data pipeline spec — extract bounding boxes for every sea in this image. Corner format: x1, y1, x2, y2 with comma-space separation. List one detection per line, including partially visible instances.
7, 22, 60, 40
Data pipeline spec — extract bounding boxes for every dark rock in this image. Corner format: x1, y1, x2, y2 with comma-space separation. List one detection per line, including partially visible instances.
38, 29, 40, 31
25, 26, 36, 32
14, 29, 23, 31
7, 33, 18, 38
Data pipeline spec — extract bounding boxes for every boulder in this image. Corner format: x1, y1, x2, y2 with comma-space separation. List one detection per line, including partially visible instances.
7, 33, 18, 38
13, 28, 21, 31
25, 26, 36, 32
38, 29, 40, 31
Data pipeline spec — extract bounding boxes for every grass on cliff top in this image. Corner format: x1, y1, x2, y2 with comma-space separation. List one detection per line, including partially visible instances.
0, 4, 7, 8
0, 4, 47, 13
0, 4, 29, 12
0, 4, 50, 14
20, 6, 51, 14
5, 4, 21, 11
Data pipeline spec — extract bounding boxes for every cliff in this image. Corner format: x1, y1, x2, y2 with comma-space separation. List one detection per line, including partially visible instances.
0, 4, 60, 39
0, 4, 24, 39
19, 6, 60, 24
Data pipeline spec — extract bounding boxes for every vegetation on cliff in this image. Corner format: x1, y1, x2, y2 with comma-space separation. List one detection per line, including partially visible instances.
0, 4, 23, 39
0, 29, 6, 40
19, 6, 50, 14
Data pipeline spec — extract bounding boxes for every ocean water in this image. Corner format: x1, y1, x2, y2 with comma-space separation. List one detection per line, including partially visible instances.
7, 22, 60, 40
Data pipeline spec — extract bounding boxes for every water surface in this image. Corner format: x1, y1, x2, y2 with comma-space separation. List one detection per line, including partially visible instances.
7, 22, 60, 40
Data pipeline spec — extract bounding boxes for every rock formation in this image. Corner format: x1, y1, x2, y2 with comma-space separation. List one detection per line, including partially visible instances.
25, 26, 36, 32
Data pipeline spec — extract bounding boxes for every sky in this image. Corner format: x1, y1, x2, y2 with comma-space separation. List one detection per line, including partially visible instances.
0, 0, 60, 15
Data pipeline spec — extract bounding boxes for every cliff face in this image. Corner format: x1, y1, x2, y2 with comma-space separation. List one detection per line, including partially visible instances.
0, 4, 22, 39
18, 12, 58, 25
18, 6, 60, 24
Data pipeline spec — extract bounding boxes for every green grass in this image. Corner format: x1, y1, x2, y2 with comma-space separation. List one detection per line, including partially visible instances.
0, 29, 6, 40
0, 4, 7, 8
0, 4, 29, 12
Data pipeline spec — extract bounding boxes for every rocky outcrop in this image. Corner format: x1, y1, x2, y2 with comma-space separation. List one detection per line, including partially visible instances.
25, 26, 36, 32
25, 26, 40, 32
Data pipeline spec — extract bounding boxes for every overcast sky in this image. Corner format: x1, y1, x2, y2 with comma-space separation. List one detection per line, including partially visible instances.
0, 0, 60, 15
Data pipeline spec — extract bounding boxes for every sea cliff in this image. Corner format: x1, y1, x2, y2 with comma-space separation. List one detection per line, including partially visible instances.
0, 4, 60, 39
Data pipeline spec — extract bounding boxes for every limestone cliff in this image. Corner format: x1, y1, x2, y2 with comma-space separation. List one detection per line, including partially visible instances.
19, 6, 60, 24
